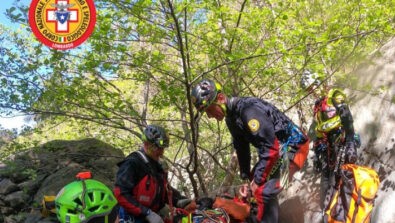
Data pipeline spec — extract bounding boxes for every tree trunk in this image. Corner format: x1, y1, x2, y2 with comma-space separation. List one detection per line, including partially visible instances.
219, 150, 239, 194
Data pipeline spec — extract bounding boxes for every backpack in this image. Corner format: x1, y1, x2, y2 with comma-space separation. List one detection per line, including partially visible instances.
41, 195, 57, 217
324, 164, 380, 223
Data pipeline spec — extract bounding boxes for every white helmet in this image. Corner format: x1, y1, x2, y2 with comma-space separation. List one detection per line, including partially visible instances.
300, 70, 321, 89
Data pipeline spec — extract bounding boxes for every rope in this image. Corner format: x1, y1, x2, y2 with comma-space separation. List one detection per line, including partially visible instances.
267, 123, 303, 181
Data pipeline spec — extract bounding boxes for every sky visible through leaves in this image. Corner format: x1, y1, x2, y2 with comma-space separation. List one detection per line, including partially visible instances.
0, 0, 33, 130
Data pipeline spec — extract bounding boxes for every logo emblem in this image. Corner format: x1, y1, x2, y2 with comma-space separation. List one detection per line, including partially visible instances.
78, 213, 86, 220
29, 0, 96, 50
55, 187, 65, 199
334, 95, 344, 104
248, 119, 260, 133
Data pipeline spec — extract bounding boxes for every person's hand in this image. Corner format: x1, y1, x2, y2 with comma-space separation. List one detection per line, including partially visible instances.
145, 210, 164, 223
239, 182, 249, 198
184, 200, 197, 212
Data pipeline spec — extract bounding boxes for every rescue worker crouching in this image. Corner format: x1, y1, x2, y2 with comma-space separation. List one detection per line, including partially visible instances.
191, 80, 310, 223
114, 125, 193, 223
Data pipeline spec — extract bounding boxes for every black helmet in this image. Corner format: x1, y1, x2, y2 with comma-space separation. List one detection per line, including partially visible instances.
142, 125, 169, 148
191, 80, 222, 111
300, 70, 321, 89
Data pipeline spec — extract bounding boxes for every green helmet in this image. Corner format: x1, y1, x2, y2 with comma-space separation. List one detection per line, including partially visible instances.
55, 179, 117, 223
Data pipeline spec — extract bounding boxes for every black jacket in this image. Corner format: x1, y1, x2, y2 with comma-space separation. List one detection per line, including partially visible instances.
225, 97, 304, 185
114, 149, 182, 216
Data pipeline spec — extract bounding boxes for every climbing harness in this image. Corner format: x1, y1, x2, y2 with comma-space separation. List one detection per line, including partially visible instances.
266, 123, 303, 189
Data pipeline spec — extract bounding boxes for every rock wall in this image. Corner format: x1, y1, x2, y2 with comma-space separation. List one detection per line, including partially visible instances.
348, 38, 395, 223
0, 138, 124, 223
278, 38, 395, 223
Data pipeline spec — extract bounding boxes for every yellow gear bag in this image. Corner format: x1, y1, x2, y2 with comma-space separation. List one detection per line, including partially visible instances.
325, 164, 380, 223
41, 195, 57, 217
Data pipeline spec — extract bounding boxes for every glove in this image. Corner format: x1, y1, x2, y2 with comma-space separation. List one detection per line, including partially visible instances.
145, 210, 164, 223
313, 155, 321, 173
345, 141, 357, 164
184, 200, 197, 212
158, 205, 171, 219
176, 198, 192, 208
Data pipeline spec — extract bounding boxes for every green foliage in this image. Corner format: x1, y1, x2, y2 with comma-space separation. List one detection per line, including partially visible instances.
22, 168, 37, 181
1, 0, 395, 196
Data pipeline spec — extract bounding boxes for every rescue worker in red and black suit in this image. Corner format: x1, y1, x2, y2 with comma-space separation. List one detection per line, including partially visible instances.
300, 70, 358, 210
114, 125, 192, 223
191, 80, 310, 223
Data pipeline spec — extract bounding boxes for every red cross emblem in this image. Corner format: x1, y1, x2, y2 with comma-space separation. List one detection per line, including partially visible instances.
46, 0, 78, 33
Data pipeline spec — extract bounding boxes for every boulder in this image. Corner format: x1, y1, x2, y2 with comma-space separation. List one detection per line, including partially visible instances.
18, 180, 40, 196
0, 138, 125, 221
1, 207, 14, 215
4, 214, 26, 223
4, 216, 18, 223
0, 161, 9, 178
36, 218, 58, 223
33, 166, 88, 205
0, 178, 18, 195
0, 159, 33, 184
23, 214, 43, 223
4, 191, 30, 209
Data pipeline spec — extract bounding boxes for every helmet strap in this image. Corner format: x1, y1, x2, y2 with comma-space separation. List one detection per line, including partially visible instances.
213, 93, 227, 116
75, 179, 87, 212
213, 101, 227, 116
219, 103, 227, 116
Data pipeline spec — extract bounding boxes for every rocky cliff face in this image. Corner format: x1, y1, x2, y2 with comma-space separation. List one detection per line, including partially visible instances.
348, 38, 395, 223
0, 138, 124, 223
278, 38, 395, 223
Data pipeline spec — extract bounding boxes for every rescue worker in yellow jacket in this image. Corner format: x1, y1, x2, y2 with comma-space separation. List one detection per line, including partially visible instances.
300, 70, 359, 209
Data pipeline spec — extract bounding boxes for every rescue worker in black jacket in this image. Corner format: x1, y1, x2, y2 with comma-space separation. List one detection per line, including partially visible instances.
114, 125, 192, 223
191, 80, 310, 223
300, 70, 359, 210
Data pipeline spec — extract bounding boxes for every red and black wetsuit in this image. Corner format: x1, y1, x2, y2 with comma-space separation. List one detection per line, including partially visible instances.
114, 149, 169, 220
225, 97, 309, 223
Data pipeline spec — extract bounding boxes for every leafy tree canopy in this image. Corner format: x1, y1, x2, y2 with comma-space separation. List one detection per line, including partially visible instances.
1, 0, 394, 196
